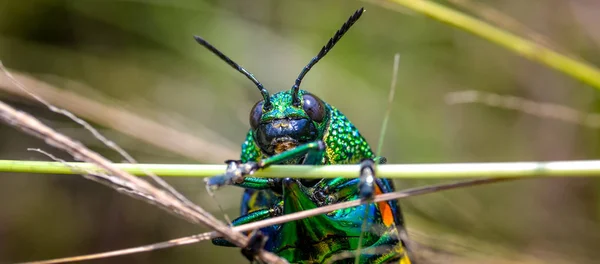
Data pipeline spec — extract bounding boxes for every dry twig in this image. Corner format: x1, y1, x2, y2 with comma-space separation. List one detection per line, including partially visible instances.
446, 90, 600, 128
0, 67, 238, 161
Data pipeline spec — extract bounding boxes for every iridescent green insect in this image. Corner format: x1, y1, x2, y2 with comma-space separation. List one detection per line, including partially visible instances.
197, 8, 413, 264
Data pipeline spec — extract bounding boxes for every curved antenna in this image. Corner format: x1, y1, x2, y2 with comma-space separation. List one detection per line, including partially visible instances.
290, 7, 365, 106
194, 36, 272, 110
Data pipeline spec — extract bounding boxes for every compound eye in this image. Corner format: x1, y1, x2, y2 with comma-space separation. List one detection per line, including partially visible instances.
302, 94, 326, 123
249, 100, 263, 129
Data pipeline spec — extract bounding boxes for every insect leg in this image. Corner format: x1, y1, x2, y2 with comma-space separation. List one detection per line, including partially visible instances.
240, 139, 326, 190
313, 157, 386, 204
212, 205, 282, 247
205, 141, 325, 191
260, 140, 325, 166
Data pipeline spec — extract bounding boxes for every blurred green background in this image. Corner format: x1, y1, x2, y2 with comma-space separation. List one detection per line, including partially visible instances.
1, 0, 600, 263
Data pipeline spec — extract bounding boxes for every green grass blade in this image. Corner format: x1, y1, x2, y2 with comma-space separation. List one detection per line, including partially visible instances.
368, 0, 600, 90
1, 160, 600, 179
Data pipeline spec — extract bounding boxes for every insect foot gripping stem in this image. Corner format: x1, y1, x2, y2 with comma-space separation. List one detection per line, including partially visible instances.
204, 159, 259, 192
205, 140, 326, 192
359, 159, 377, 201
241, 230, 269, 263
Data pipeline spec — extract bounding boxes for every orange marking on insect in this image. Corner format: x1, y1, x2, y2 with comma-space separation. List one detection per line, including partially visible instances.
374, 184, 394, 227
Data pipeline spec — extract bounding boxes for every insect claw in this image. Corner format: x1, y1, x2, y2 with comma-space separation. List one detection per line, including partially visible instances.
205, 160, 263, 191
205, 160, 243, 191
242, 161, 261, 176
375, 156, 387, 164
316, 140, 326, 151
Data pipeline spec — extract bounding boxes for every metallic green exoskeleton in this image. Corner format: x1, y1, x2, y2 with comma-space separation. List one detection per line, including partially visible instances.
198, 8, 412, 264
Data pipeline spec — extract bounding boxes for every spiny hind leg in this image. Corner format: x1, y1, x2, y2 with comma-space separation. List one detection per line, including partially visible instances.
212, 204, 282, 247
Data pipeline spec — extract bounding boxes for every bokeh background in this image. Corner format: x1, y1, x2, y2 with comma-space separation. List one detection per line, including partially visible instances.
1, 0, 600, 263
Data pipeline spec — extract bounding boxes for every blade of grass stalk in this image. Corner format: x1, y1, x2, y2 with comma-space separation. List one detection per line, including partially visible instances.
444, 0, 574, 57
365, 0, 600, 90
27, 148, 165, 204
3, 159, 600, 178
19, 177, 517, 264
376, 53, 401, 158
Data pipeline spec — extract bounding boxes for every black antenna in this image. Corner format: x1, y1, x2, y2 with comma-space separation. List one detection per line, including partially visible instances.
194, 36, 272, 110
290, 7, 365, 106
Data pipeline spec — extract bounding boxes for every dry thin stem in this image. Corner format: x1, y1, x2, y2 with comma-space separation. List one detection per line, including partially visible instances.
0, 75, 285, 263
23, 177, 518, 263
0, 67, 238, 161
446, 90, 600, 128
376, 53, 401, 158
18, 233, 214, 264
0, 62, 197, 211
